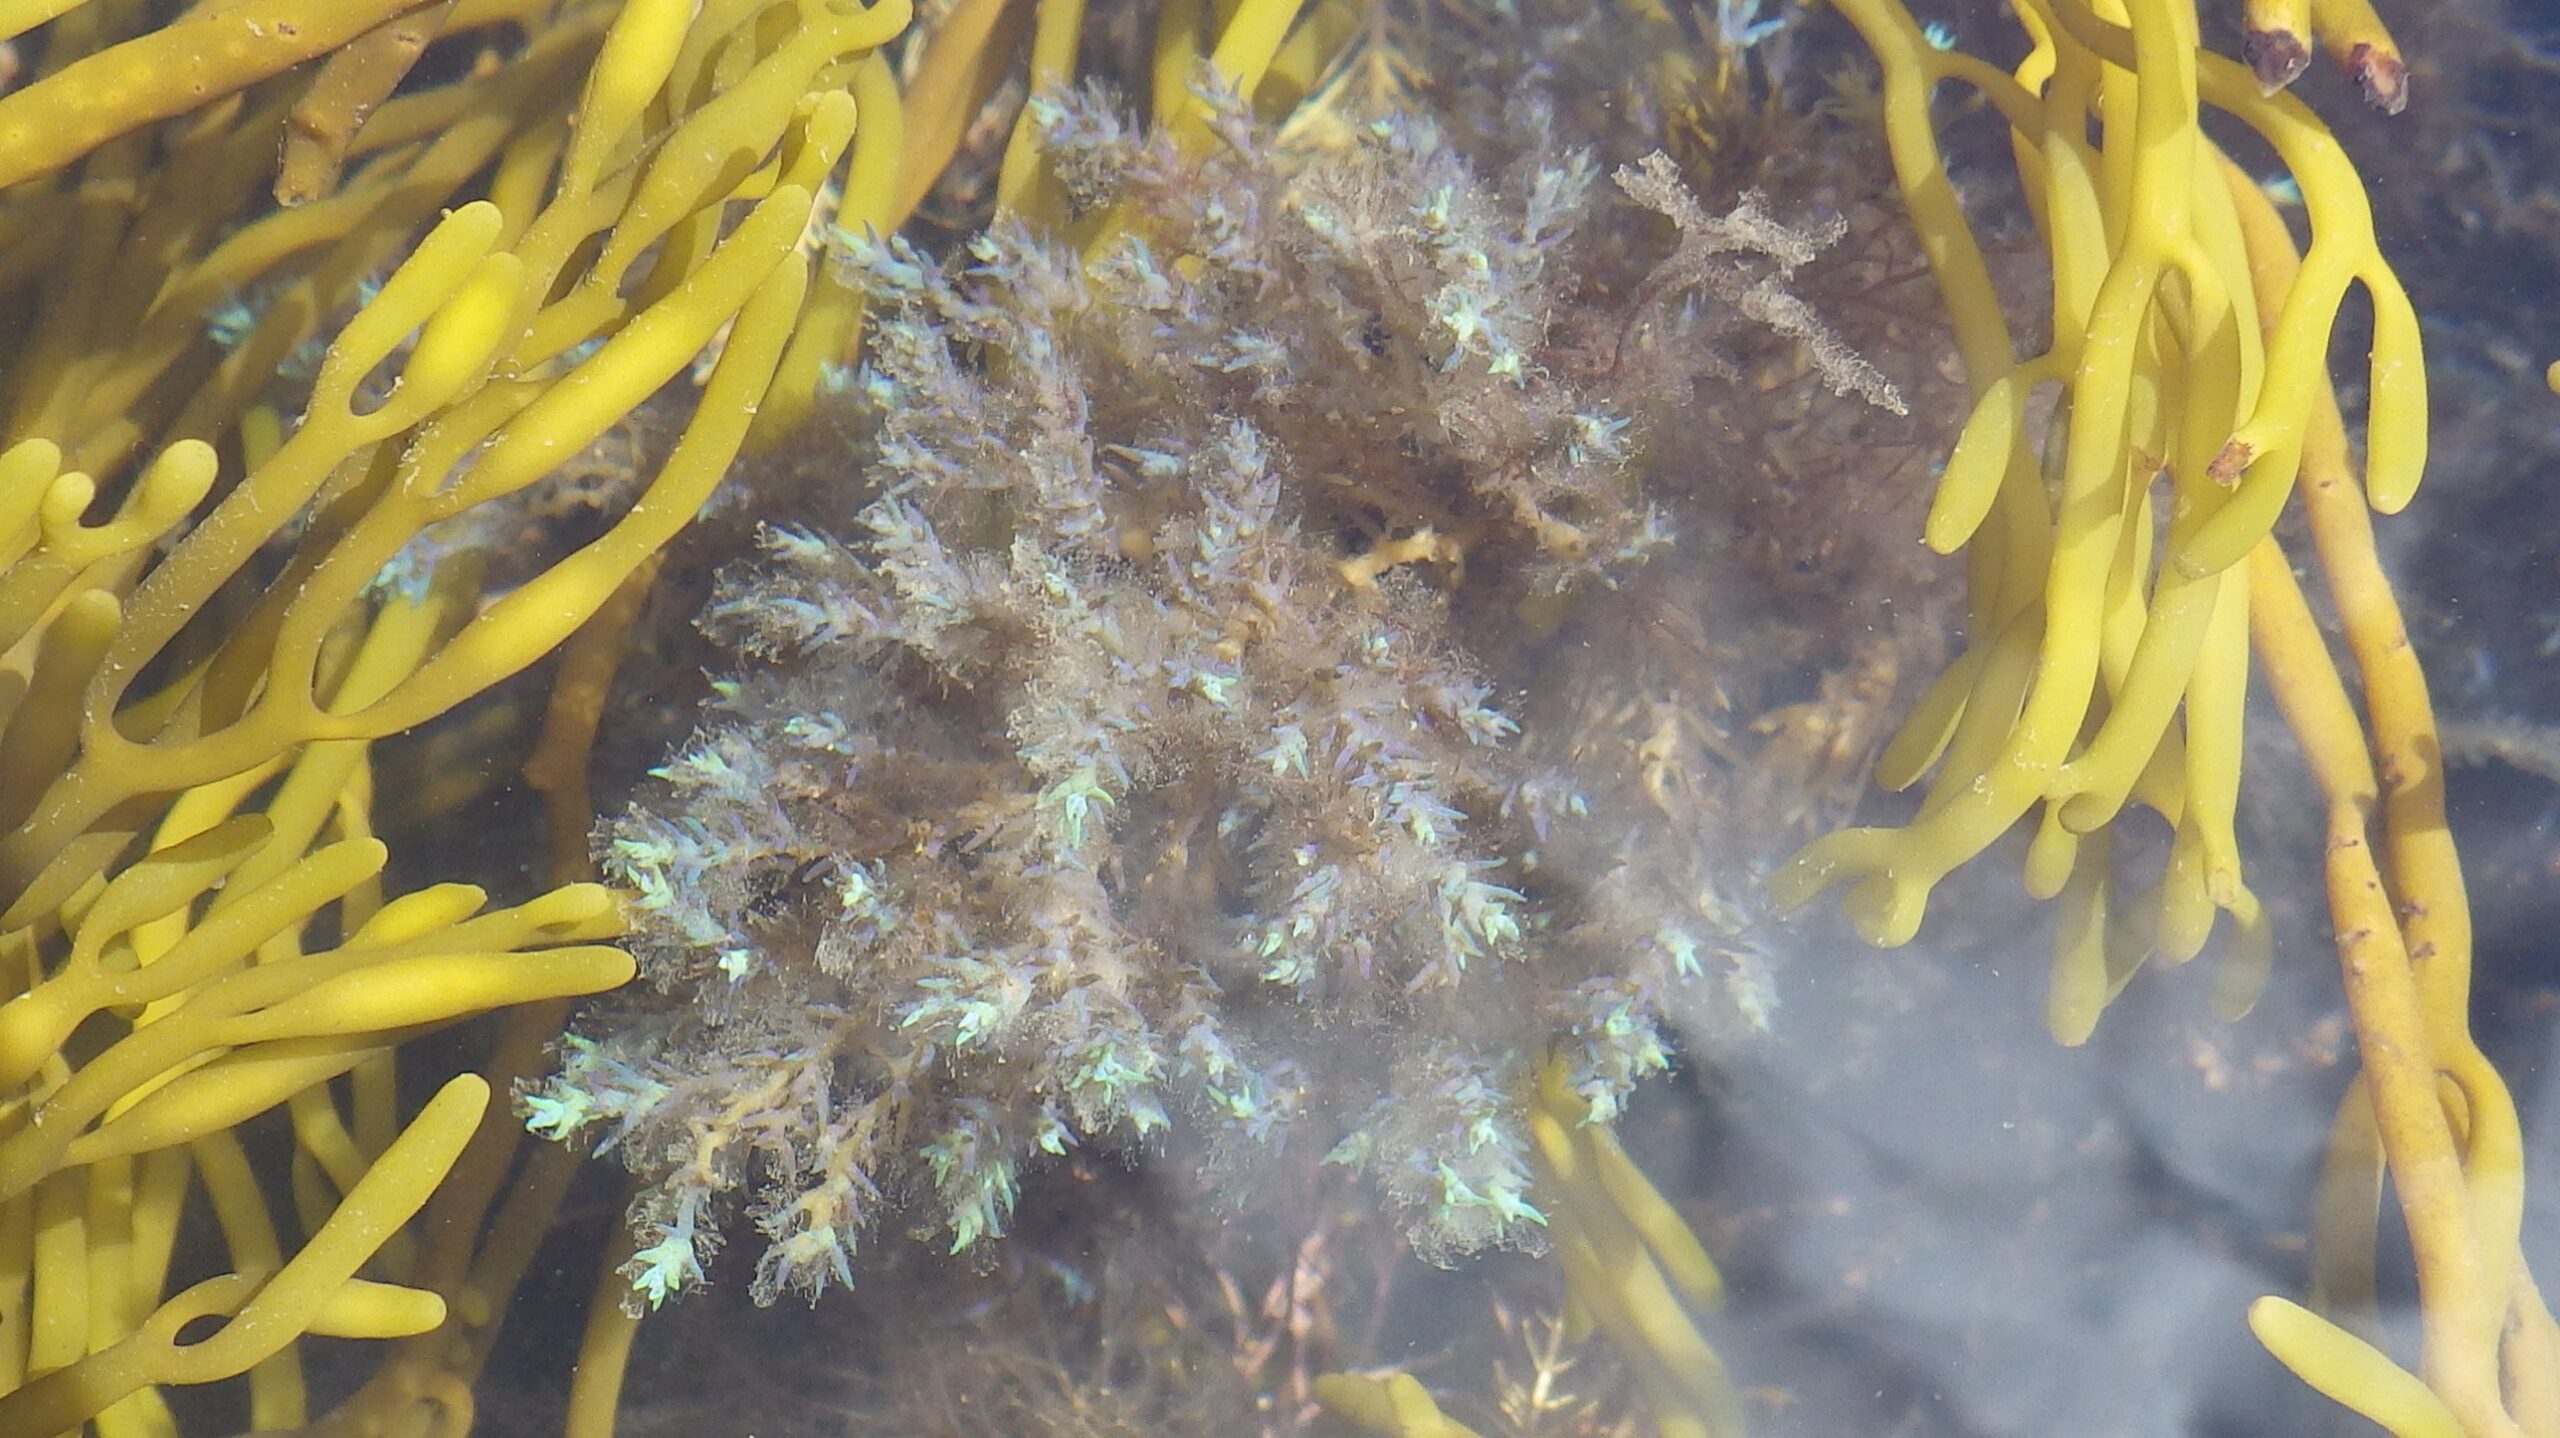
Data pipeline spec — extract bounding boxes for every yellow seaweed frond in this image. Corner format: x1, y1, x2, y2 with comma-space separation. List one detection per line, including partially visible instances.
0, 0, 927, 1430
1787, 1, 2554, 1433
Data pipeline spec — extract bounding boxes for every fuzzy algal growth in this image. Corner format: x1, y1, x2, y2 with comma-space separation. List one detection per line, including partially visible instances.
528, 94, 1892, 1307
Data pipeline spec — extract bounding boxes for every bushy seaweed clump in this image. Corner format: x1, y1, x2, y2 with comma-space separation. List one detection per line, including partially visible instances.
525, 91, 1898, 1308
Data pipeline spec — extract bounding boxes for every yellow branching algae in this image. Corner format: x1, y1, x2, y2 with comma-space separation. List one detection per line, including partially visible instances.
1776, 0, 2560, 1433
0, 0, 916, 1430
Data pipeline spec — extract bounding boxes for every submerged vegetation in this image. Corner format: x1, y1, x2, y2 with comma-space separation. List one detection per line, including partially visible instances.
542, 83, 1909, 1307
0, 0, 2548, 1436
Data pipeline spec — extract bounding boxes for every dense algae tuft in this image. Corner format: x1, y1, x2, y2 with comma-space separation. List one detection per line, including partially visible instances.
529, 76, 1930, 1310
